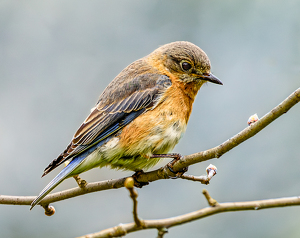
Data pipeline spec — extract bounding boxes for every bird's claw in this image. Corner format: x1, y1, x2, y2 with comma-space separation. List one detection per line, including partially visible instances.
131, 170, 149, 188
167, 158, 188, 179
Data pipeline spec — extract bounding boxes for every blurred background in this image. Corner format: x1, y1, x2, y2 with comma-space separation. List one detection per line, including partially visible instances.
0, 1, 299, 237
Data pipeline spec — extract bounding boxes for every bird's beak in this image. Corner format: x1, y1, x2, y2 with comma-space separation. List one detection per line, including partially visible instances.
200, 73, 223, 85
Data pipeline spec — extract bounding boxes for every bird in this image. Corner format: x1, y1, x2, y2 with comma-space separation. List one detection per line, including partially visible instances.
30, 41, 222, 209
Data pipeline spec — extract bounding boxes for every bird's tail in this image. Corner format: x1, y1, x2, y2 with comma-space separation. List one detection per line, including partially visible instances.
30, 156, 85, 210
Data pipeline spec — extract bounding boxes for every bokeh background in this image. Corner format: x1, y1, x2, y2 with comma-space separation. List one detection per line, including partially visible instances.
0, 1, 299, 237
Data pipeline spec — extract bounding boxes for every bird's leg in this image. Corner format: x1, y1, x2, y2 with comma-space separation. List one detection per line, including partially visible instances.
131, 170, 149, 188
151, 153, 188, 178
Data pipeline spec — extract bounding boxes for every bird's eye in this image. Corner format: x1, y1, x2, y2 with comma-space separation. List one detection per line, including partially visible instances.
181, 61, 192, 71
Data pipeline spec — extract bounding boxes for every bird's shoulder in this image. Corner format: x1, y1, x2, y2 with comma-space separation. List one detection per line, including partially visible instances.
96, 58, 171, 109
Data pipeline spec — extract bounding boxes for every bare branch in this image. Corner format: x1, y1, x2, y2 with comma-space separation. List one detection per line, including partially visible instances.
78, 195, 300, 238
0, 88, 299, 209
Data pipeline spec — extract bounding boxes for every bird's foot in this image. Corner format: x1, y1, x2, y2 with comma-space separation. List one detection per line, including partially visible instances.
167, 158, 188, 179
151, 153, 188, 178
131, 170, 149, 188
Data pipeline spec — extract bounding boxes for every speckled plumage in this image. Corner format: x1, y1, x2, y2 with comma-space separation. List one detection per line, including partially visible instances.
31, 41, 222, 209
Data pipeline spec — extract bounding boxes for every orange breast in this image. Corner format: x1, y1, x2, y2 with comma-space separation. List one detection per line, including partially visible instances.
118, 79, 201, 157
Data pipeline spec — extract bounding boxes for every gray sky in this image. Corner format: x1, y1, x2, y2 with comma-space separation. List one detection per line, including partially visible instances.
0, 1, 300, 238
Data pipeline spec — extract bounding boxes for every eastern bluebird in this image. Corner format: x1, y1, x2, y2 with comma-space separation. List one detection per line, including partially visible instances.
30, 41, 222, 209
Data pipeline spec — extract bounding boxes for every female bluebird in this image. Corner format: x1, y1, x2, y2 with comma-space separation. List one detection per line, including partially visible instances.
31, 41, 222, 209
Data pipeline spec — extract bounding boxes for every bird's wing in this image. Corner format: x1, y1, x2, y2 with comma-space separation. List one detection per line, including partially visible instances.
42, 74, 172, 176
30, 74, 172, 209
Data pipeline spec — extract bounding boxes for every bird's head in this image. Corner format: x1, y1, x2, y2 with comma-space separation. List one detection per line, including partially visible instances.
151, 41, 222, 85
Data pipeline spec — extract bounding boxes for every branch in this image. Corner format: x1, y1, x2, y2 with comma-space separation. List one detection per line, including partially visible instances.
0, 177, 128, 206
78, 193, 300, 238
0, 87, 299, 208
161, 87, 300, 176
124, 177, 143, 228
0, 164, 217, 208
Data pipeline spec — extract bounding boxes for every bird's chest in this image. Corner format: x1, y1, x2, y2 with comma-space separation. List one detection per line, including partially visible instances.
119, 85, 194, 154
144, 110, 187, 154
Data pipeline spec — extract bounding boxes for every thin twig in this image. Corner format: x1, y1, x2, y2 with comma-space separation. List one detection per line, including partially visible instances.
73, 175, 88, 188
78, 196, 300, 238
202, 189, 218, 207
124, 177, 143, 227
180, 164, 217, 184
157, 227, 168, 238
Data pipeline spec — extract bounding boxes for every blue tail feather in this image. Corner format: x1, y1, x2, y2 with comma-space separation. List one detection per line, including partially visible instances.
30, 135, 113, 210
30, 155, 85, 210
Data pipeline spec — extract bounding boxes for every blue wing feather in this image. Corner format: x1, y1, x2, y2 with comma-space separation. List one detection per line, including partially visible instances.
30, 109, 145, 209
